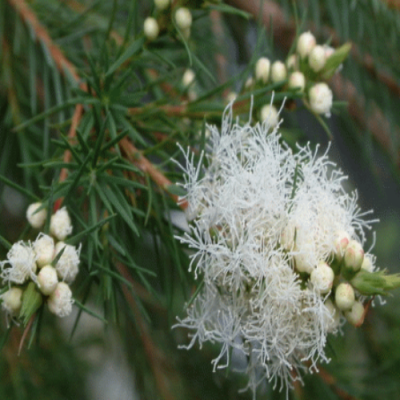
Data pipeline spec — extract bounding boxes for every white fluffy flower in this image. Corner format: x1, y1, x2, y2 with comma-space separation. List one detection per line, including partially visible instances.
47, 282, 73, 317
50, 207, 73, 240
37, 265, 58, 296
54, 242, 80, 284
309, 83, 333, 117
26, 202, 47, 229
174, 104, 376, 395
33, 233, 55, 267
143, 17, 159, 41
1, 287, 23, 316
1, 241, 37, 284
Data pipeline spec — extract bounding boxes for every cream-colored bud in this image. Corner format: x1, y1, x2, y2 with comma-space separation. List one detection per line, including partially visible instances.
344, 300, 365, 327
260, 105, 279, 127
33, 233, 55, 267
344, 240, 364, 273
1, 287, 23, 315
244, 77, 254, 89
294, 253, 314, 274
335, 282, 355, 311
286, 54, 298, 70
154, 0, 169, 11
324, 299, 341, 332
175, 7, 192, 30
288, 72, 305, 92
309, 45, 326, 72
309, 83, 333, 116
47, 282, 73, 317
144, 17, 159, 41
37, 265, 58, 296
50, 207, 73, 240
271, 61, 287, 83
333, 230, 350, 261
361, 254, 374, 272
182, 68, 195, 87
26, 202, 47, 229
255, 57, 271, 84
226, 91, 237, 103
296, 31, 316, 59
310, 262, 334, 294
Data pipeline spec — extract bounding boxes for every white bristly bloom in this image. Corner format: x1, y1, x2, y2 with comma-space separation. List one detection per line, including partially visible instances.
0, 241, 37, 284
255, 57, 271, 83
143, 17, 159, 41
182, 68, 195, 88
47, 282, 73, 317
309, 83, 333, 117
154, 0, 169, 11
288, 71, 305, 92
175, 7, 192, 30
173, 103, 376, 395
50, 207, 73, 240
260, 104, 279, 127
33, 233, 55, 267
1, 287, 23, 316
37, 265, 58, 296
271, 61, 287, 83
296, 31, 316, 59
309, 45, 326, 72
54, 242, 80, 284
26, 202, 47, 229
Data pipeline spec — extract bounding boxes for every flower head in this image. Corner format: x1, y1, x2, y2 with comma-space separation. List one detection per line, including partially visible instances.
144, 17, 159, 41
47, 282, 73, 317
309, 83, 333, 117
174, 104, 377, 395
26, 202, 47, 229
50, 207, 73, 240
1, 287, 23, 316
54, 242, 80, 284
33, 233, 55, 267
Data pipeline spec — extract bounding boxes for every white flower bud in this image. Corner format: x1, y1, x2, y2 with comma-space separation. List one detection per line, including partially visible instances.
175, 7, 192, 30
244, 76, 254, 89
344, 300, 365, 327
286, 54, 298, 70
33, 233, 55, 267
333, 230, 350, 261
226, 91, 237, 103
54, 242, 80, 284
308, 45, 326, 72
50, 207, 73, 240
260, 105, 279, 127
335, 282, 355, 311
154, 0, 169, 11
255, 57, 271, 84
182, 68, 195, 88
324, 299, 341, 333
26, 202, 47, 229
308, 83, 333, 116
271, 61, 287, 83
47, 282, 73, 318
37, 265, 58, 296
344, 240, 364, 273
0, 241, 37, 284
288, 72, 305, 92
296, 31, 316, 59
361, 254, 374, 272
310, 262, 334, 294
144, 17, 159, 41
1, 287, 23, 315
294, 253, 314, 274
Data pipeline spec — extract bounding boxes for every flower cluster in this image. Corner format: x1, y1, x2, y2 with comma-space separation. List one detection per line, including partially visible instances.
0, 204, 80, 320
174, 106, 379, 395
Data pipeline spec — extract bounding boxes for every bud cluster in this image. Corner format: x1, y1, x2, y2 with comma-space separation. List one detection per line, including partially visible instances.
0, 204, 81, 320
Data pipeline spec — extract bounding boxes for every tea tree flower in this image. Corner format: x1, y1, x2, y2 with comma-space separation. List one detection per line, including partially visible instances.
47, 282, 73, 317
288, 71, 305, 91
26, 202, 47, 229
335, 282, 355, 311
54, 242, 80, 284
50, 207, 73, 240
154, 0, 169, 11
309, 83, 333, 116
271, 60, 287, 83
260, 104, 279, 126
255, 57, 271, 83
1, 287, 23, 316
33, 233, 55, 267
297, 31, 316, 59
37, 265, 58, 296
175, 7, 192, 31
144, 17, 159, 41
344, 300, 365, 326
309, 45, 326, 72
182, 68, 195, 88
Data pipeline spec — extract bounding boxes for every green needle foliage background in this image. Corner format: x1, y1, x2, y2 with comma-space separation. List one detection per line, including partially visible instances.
0, 1, 399, 399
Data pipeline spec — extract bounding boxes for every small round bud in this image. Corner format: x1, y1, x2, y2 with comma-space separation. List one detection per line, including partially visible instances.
1, 287, 23, 315
296, 31, 316, 59
344, 300, 365, 327
154, 0, 169, 11
288, 72, 305, 92
255, 57, 271, 84
294, 253, 314, 274
54, 242, 80, 284
244, 76, 254, 89
344, 240, 364, 273
226, 91, 237, 103
182, 68, 195, 88
324, 299, 341, 333
143, 17, 159, 41
308, 83, 333, 117
335, 282, 355, 311
260, 105, 279, 127
333, 230, 350, 261
26, 202, 47, 229
286, 54, 298, 71
1, 241, 37, 284
50, 207, 73, 241
37, 265, 58, 296
361, 254, 374, 272
175, 7, 192, 30
47, 282, 73, 318
271, 61, 287, 83
310, 262, 334, 294
308, 45, 326, 72
33, 233, 55, 267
